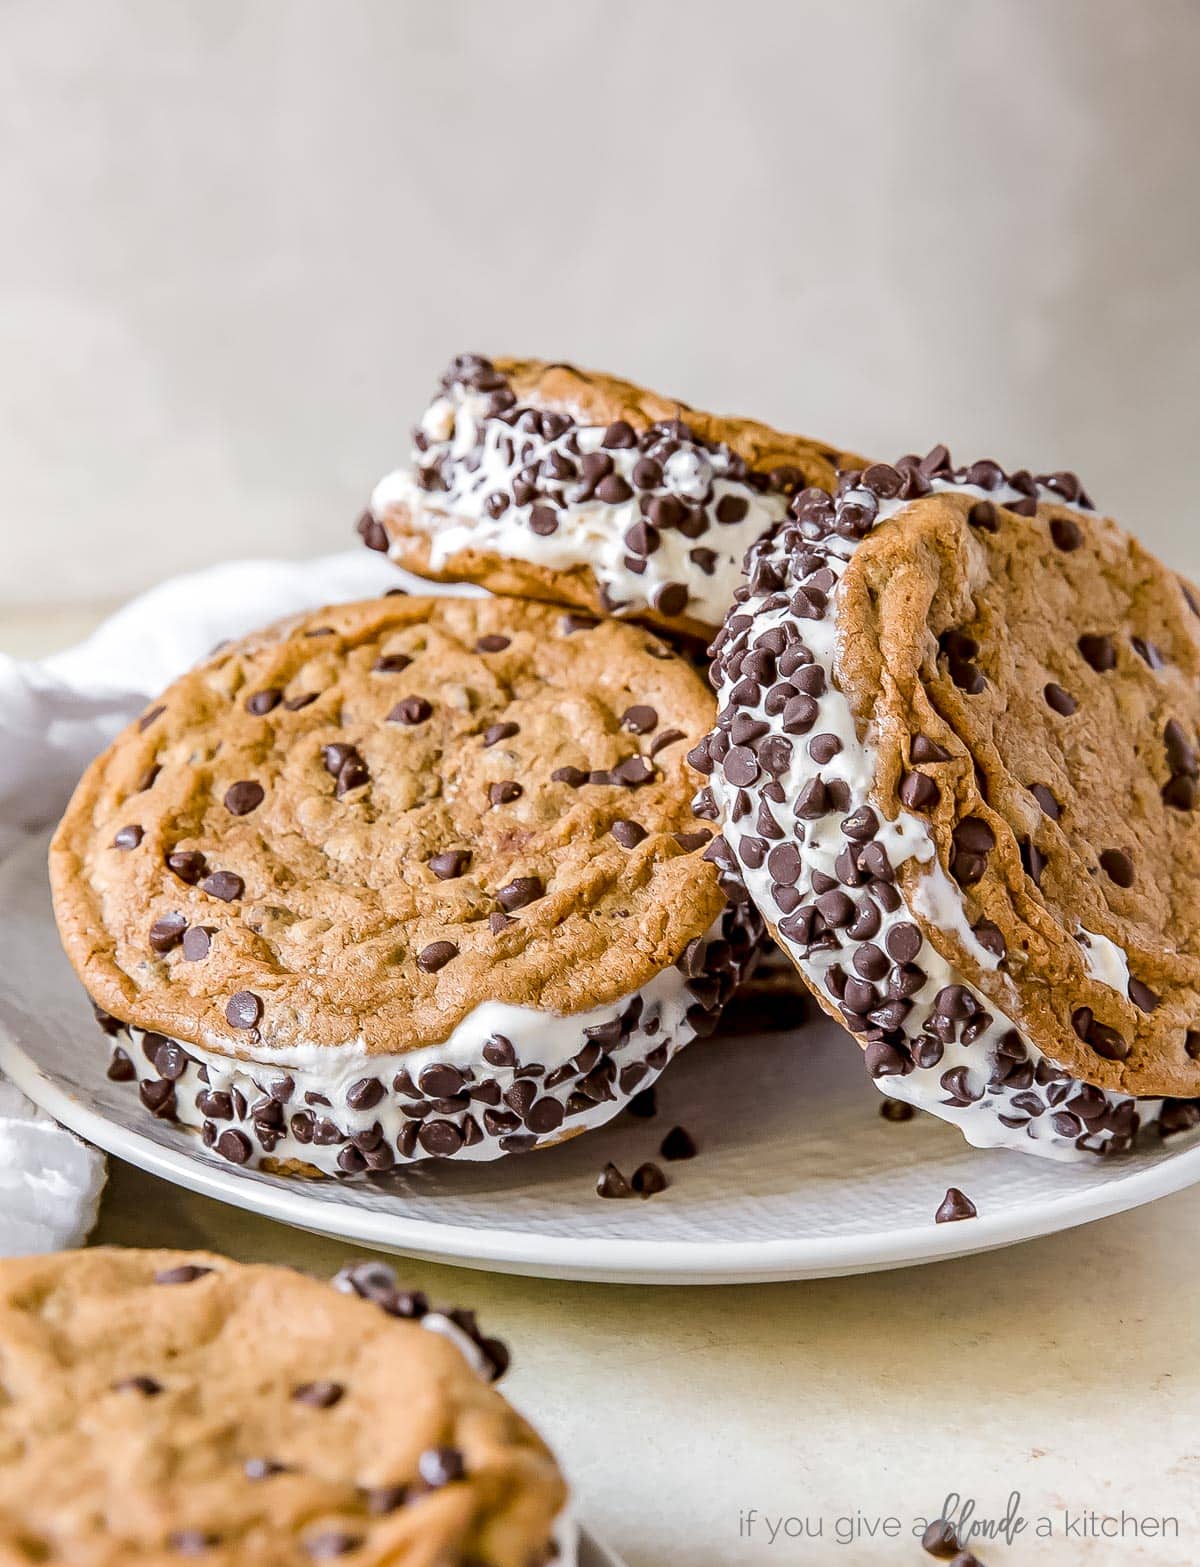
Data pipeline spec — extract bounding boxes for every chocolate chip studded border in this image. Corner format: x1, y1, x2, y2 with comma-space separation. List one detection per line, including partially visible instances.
361, 354, 863, 637
96, 899, 758, 1177
692, 449, 1200, 1160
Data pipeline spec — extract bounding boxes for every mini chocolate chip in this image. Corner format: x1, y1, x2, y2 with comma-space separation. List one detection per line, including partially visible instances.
488, 781, 522, 805
973, 919, 1007, 959
631, 1161, 668, 1196
1099, 848, 1134, 887
1030, 783, 1060, 819
149, 913, 187, 953
304, 1534, 362, 1560
967, 500, 998, 532
418, 1445, 465, 1488
600, 1162, 637, 1200
934, 1187, 977, 1223
215, 1129, 252, 1164
113, 824, 144, 850
899, 771, 939, 810
482, 721, 519, 747
181, 926, 212, 962
138, 704, 166, 732
417, 940, 458, 972
475, 634, 510, 653
292, 1380, 344, 1408
497, 876, 544, 910
1132, 635, 1165, 669
224, 780, 264, 816
1077, 632, 1117, 671
910, 734, 951, 763
388, 696, 432, 724
244, 1458, 292, 1480
627, 1086, 657, 1118
921, 1519, 961, 1557
551, 765, 588, 787
611, 819, 647, 848
1128, 977, 1160, 1013
372, 653, 412, 673
201, 870, 243, 902
113, 1375, 163, 1395
430, 849, 471, 879
225, 990, 262, 1029
1050, 516, 1082, 550
246, 688, 284, 716
880, 1099, 915, 1123
167, 850, 206, 884
660, 1125, 697, 1160
621, 704, 658, 734
1044, 682, 1077, 715
154, 1264, 214, 1285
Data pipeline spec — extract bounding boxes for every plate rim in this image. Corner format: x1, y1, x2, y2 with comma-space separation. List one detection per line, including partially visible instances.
6, 1026, 1200, 1284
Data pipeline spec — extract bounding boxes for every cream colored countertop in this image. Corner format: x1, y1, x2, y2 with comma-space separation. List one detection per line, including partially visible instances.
8, 609, 1196, 1566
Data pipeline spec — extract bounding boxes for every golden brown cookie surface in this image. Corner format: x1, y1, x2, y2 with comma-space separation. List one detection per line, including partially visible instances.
697, 450, 1200, 1159
51, 595, 726, 1057
0, 1248, 564, 1566
360, 354, 864, 638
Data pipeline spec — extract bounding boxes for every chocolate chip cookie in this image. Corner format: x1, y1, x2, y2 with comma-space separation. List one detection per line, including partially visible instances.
692, 449, 1200, 1159
0, 1247, 565, 1564
358, 354, 862, 639
51, 595, 758, 1174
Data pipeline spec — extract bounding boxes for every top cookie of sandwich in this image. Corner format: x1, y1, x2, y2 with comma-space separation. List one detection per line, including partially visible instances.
0, 1247, 564, 1566
702, 452, 1200, 1103
359, 354, 863, 639
50, 595, 724, 1058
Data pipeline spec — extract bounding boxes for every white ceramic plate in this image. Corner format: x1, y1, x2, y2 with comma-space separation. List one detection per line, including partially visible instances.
5, 832, 1200, 1284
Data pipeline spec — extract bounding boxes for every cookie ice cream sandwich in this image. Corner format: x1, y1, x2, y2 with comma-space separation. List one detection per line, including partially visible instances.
51, 595, 758, 1176
0, 1247, 568, 1564
359, 354, 863, 640
692, 450, 1200, 1160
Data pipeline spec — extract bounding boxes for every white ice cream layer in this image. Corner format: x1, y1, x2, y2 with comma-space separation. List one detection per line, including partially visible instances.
370, 384, 789, 629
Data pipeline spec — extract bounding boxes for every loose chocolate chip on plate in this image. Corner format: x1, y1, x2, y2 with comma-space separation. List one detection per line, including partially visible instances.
934, 1187, 977, 1223
879, 1100, 915, 1123
921, 1518, 961, 1557
596, 1162, 633, 1198
660, 1125, 697, 1160
632, 1161, 669, 1196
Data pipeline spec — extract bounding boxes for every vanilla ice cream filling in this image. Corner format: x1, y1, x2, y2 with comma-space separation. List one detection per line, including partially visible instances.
101, 907, 752, 1175
703, 473, 1190, 1161
369, 380, 789, 629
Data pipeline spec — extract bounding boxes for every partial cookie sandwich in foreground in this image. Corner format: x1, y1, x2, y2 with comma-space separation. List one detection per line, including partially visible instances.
359, 354, 862, 639
51, 595, 758, 1176
0, 1247, 568, 1565
692, 450, 1200, 1160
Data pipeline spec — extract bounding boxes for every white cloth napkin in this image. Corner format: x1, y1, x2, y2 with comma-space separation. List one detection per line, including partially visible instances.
0, 548, 427, 1254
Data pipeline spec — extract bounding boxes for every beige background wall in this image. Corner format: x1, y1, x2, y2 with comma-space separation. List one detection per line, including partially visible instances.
2, 0, 1198, 615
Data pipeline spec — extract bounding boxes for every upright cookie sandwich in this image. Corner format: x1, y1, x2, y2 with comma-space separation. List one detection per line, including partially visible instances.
692, 450, 1200, 1159
51, 595, 757, 1176
358, 354, 862, 639
0, 1247, 567, 1564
